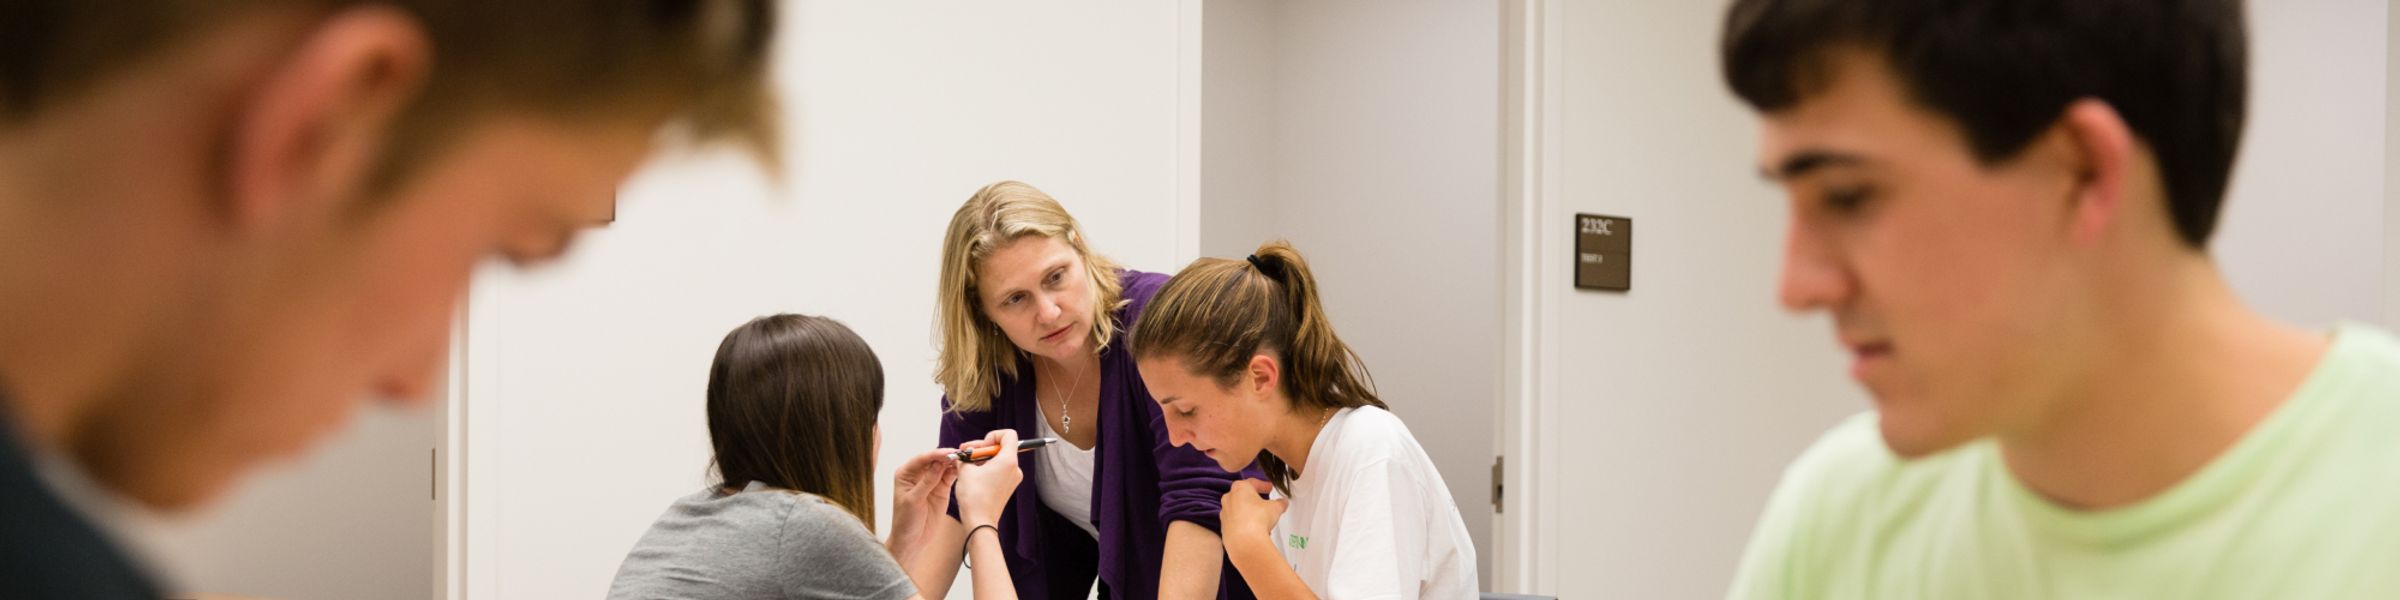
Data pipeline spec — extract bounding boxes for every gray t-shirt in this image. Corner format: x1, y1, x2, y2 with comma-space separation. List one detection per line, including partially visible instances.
606, 481, 916, 600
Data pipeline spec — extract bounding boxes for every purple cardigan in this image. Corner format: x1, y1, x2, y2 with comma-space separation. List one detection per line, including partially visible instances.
941, 270, 1260, 600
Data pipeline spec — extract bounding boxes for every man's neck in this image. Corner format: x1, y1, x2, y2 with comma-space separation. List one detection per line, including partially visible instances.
1998, 261, 2328, 510
0, 13, 290, 470
0, 132, 197, 455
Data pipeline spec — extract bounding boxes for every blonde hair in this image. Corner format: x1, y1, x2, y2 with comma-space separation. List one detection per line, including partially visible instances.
1131, 240, 1383, 494
935, 181, 1125, 412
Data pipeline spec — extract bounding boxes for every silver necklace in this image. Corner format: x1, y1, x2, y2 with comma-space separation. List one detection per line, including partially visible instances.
1291, 407, 1340, 479
1046, 358, 1091, 435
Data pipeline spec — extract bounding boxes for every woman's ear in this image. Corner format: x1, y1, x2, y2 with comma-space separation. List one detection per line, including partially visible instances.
1247, 354, 1281, 398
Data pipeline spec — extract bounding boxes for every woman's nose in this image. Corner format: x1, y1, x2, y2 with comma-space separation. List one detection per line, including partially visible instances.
1038, 296, 1063, 322
1167, 423, 1193, 448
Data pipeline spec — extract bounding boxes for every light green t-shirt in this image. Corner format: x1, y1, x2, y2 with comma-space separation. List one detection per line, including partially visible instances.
1729, 324, 2400, 600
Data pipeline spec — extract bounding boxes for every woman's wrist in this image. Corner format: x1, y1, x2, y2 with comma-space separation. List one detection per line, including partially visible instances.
887, 507, 922, 536
1223, 531, 1278, 567
960, 508, 1002, 530
964, 523, 1000, 540
1222, 520, 1268, 541
960, 523, 1002, 566
885, 519, 921, 547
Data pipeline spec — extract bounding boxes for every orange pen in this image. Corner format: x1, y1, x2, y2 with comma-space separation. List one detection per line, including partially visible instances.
950, 437, 1062, 463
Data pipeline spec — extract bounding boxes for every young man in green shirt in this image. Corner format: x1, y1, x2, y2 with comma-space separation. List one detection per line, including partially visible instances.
1720, 0, 2400, 597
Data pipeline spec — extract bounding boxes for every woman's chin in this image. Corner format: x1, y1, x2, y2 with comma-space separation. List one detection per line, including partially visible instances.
1028, 338, 1085, 363
1210, 452, 1250, 473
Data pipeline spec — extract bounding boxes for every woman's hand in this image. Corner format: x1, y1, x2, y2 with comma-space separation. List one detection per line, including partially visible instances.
953, 429, 1024, 528
887, 448, 960, 563
893, 448, 959, 525
1220, 478, 1315, 600
1219, 479, 1287, 545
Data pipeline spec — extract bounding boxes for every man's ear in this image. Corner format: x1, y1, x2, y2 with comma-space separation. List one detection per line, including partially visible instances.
2054, 98, 2136, 244
224, 6, 429, 230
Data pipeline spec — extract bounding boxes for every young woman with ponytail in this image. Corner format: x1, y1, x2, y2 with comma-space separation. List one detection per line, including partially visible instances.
1130, 241, 1479, 599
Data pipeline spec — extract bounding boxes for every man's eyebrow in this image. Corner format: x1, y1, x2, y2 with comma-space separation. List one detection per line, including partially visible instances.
1762, 149, 1869, 180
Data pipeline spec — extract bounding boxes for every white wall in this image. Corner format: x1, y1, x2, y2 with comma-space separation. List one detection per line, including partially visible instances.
1200, 0, 1278, 258
1199, 0, 1503, 586
2389, 0, 2400, 330
1513, 0, 2399, 597
2215, 0, 2390, 330
456, 2, 1193, 598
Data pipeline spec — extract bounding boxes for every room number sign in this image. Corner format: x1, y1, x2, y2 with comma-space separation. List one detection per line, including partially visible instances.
1574, 213, 1630, 292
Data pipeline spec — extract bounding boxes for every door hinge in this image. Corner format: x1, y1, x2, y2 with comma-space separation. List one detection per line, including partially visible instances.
1491, 455, 1505, 513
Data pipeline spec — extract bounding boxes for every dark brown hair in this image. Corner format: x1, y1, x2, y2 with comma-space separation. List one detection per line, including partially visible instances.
1721, 0, 2247, 249
706, 314, 882, 526
0, 0, 780, 191
1132, 240, 1383, 493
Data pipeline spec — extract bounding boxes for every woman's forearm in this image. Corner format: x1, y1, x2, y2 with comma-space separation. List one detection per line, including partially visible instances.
1224, 532, 1318, 600
1158, 521, 1227, 599
886, 514, 926, 566
903, 515, 968, 600
965, 523, 1019, 600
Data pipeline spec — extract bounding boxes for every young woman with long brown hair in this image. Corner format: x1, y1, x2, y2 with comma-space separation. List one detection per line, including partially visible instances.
606, 314, 1029, 600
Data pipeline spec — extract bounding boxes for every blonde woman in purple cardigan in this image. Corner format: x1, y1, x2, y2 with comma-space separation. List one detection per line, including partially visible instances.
920, 181, 1261, 600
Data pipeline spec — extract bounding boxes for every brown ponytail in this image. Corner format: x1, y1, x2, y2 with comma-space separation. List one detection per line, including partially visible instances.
1132, 240, 1383, 493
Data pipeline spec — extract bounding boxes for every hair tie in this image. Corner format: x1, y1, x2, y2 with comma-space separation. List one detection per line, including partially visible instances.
1246, 254, 1281, 279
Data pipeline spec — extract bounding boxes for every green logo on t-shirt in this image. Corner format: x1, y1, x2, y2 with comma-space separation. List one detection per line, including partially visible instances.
1288, 534, 1307, 550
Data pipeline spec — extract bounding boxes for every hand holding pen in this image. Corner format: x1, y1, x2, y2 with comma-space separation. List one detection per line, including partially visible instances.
951, 436, 1062, 463
953, 429, 1029, 530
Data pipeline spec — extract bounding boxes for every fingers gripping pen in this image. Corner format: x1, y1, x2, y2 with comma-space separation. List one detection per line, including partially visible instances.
950, 437, 1061, 463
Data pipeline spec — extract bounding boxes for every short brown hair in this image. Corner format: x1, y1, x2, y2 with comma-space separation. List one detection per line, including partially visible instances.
0, 0, 780, 189
706, 314, 883, 527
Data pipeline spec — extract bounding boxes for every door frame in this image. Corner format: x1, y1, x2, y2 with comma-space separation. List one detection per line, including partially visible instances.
440, 268, 509, 600
1494, 0, 1561, 594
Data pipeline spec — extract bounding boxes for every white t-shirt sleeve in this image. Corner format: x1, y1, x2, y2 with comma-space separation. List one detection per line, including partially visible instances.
1322, 457, 1432, 600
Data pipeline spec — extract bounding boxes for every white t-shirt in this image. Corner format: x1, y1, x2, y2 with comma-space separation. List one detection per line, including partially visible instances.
1270, 406, 1479, 599
1035, 407, 1101, 539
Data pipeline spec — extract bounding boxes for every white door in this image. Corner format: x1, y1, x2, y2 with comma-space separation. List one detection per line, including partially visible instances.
1494, 1, 1858, 597
141, 397, 442, 600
